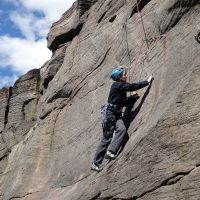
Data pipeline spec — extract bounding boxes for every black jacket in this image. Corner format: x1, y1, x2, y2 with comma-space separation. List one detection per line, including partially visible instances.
107, 80, 149, 109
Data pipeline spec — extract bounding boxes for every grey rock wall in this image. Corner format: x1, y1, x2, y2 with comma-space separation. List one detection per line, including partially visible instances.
0, 0, 200, 199
6, 69, 40, 128
0, 88, 9, 132
0, 69, 41, 184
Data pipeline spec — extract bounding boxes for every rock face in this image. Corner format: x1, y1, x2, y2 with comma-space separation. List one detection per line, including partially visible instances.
0, 0, 200, 199
47, 0, 97, 51
0, 88, 10, 132
0, 69, 40, 177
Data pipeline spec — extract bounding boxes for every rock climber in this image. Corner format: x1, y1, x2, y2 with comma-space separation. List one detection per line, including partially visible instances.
91, 67, 154, 172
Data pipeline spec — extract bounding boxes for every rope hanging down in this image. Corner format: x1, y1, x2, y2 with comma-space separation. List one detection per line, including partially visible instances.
135, 0, 149, 49
124, 0, 132, 69
123, 0, 149, 82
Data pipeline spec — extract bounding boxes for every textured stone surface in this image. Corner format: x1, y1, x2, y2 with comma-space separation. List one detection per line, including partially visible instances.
0, 69, 41, 184
40, 44, 67, 94
0, 0, 200, 199
47, 0, 98, 51
0, 88, 9, 132
6, 69, 40, 130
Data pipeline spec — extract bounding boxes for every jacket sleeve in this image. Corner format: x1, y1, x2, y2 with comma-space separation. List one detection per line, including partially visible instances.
119, 81, 149, 92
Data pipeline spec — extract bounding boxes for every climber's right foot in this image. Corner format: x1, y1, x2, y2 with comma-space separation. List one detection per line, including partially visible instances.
105, 150, 117, 160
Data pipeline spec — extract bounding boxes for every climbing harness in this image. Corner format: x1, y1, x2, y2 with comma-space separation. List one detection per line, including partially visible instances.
100, 103, 118, 121
100, 103, 118, 131
100, 104, 108, 124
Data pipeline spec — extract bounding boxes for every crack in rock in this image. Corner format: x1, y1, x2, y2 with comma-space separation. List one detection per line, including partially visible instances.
89, 192, 101, 200
8, 190, 45, 200
130, 0, 152, 18
9, 193, 33, 200
132, 166, 199, 200
4, 87, 12, 127
49, 24, 83, 52
0, 153, 8, 162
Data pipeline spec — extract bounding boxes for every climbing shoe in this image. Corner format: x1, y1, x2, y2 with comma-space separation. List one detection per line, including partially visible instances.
105, 150, 117, 160
91, 163, 102, 172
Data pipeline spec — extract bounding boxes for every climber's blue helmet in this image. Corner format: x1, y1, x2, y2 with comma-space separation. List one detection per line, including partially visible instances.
110, 67, 126, 81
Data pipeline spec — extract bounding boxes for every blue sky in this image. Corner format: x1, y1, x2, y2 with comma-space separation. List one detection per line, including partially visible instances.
0, 0, 75, 89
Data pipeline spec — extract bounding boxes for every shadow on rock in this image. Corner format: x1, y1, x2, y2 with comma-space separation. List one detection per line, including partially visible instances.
118, 82, 152, 155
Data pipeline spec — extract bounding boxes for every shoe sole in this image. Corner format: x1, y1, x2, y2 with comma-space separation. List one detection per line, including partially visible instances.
91, 167, 102, 172
105, 154, 116, 160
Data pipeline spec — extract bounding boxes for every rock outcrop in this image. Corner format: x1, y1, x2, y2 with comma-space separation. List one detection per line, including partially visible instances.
0, 69, 40, 178
0, 0, 200, 199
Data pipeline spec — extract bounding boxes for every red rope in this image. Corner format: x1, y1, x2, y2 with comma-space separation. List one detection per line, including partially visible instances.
124, 0, 150, 83
135, 0, 149, 49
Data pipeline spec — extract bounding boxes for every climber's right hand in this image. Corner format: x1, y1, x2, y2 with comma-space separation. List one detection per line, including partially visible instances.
148, 75, 154, 83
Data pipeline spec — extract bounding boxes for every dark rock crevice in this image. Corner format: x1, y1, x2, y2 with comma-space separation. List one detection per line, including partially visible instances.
109, 15, 117, 23
158, 0, 199, 34
130, 0, 152, 19
78, 0, 98, 16
98, 11, 107, 23
0, 146, 6, 152
41, 45, 66, 94
8, 190, 46, 200
39, 110, 53, 120
49, 23, 83, 52
43, 76, 54, 90
4, 87, 12, 127
0, 153, 8, 162
96, 0, 123, 24
89, 192, 101, 200
21, 98, 36, 121
168, 0, 198, 12
9, 192, 37, 200
161, 170, 193, 186
43, 62, 64, 90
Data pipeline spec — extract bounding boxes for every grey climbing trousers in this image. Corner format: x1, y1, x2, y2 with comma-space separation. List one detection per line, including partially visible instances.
93, 109, 126, 165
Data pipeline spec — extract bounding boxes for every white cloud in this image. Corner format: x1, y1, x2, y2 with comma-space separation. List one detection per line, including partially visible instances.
0, 74, 18, 88
10, 11, 51, 40
9, 0, 76, 22
10, 12, 36, 41
0, 36, 51, 73
0, 0, 76, 88
9, 0, 76, 40
19, 0, 76, 22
